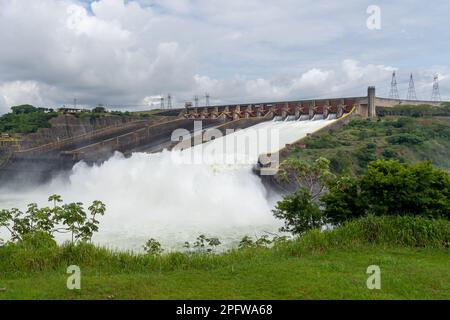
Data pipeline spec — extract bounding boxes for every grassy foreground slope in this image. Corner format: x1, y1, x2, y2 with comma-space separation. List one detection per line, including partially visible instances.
1, 216, 448, 300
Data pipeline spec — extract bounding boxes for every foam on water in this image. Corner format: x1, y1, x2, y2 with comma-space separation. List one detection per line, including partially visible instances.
0, 119, 335, 251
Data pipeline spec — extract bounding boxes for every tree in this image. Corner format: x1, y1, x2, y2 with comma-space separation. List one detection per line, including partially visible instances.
360, 160, 450, 218
273, 189, 323, 235
321, 176, 366, 225
92, 106, 106, 114
11, 104, 37, 114
322, 159, 450, 222
0, 195, 106, 244
276, 157, 335, 200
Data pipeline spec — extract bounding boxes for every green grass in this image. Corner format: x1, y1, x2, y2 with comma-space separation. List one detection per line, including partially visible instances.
1, 247, 448, 300
0, 216, 448, 300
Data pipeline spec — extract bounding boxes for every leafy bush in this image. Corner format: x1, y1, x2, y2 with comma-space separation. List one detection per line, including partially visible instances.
0, 195, 106, 244
329, 155, 351, 174
273, 189, 323, 235
322, 160, 450, 223
305, 133, 340, 149
360, 160, 450, 218
321, 176, 366, 224
143, 238, 163, 255
387, 133, 424, 145
184, 235, 222, 253
354, 143, 377, 169
382, 147, 397, 159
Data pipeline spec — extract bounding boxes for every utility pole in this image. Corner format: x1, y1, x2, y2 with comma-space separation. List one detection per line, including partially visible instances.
406, 73, 417, 100
205, 93, 210, 107
431, 74, 441, 102
167, 94, 172, 109
389, 71, 400, 99
194, 95, 199, 108
160, 96, 165, 109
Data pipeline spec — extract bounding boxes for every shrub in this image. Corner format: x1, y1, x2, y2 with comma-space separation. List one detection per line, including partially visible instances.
322, 176, 366, 225
360, 160, 450, 218
355, 143, 377, 169
322, 160, 450, 222
0, 195, 106, 244
305, 134, 340, 149
143, 239, 164, 255
382, 147, 397, 159
273, 189, 324, 235
387, 133, 424, 145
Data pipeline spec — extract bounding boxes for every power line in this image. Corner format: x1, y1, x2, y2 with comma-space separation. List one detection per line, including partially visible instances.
389, 71, 400, 99
406, 73, 417, 100
431, 74, 441, 102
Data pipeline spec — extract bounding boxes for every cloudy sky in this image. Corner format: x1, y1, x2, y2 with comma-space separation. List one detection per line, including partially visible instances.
0, 0, 448, 113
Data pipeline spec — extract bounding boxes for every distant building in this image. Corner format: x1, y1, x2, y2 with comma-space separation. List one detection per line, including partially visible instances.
57, 107, 89, 114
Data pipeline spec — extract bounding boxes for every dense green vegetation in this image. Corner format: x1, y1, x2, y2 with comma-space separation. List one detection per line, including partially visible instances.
274, 158, 450, 236
0, 215, 448, 299
0, 104, 160, 134
0, 105, 58, 134
291, 116, 450, 175
377, 103, 450, 117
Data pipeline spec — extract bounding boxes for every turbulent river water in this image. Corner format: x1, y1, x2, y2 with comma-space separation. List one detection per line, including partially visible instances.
0, 118, 335, 251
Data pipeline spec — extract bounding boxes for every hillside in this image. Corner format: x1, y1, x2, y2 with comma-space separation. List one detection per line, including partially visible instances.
282, 115, 450, 175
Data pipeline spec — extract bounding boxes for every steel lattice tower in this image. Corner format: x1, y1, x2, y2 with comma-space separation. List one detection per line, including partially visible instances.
431, 75, 441, 102
205, 93, 210, 107
406, 73, 417, 100
389, 71, 400, 99
194, 95, 199, 108
160, 96, 165, 109
167, 94, 172, 109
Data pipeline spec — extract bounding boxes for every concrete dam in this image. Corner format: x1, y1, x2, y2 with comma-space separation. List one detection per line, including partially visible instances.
0, 86, 395, 181
0, 114, 339, 250
0, 86, 443, 249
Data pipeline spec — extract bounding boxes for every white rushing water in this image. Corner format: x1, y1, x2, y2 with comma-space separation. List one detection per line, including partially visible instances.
0, 119, 335, 251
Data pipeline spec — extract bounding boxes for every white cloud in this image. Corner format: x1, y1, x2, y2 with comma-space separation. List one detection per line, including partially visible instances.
0, 0, 448, 114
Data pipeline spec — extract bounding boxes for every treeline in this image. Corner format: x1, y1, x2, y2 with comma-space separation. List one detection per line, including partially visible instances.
0, 104, 152, 134
377, 103, 450, 117
274, 158, 450, 236
0, 105, 58, 134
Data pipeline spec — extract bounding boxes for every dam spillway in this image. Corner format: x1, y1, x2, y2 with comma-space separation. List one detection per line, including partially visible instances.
0, 118, 337, 250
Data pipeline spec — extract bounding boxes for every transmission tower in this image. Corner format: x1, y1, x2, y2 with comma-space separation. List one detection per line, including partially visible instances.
406, 73, 417, 100
205, 93, 210, 107
431, 74, 441, 102
389, 71, 400, 99
167, 94, 172, 109
194, 95, 199, 108
160, 96, 165, 109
